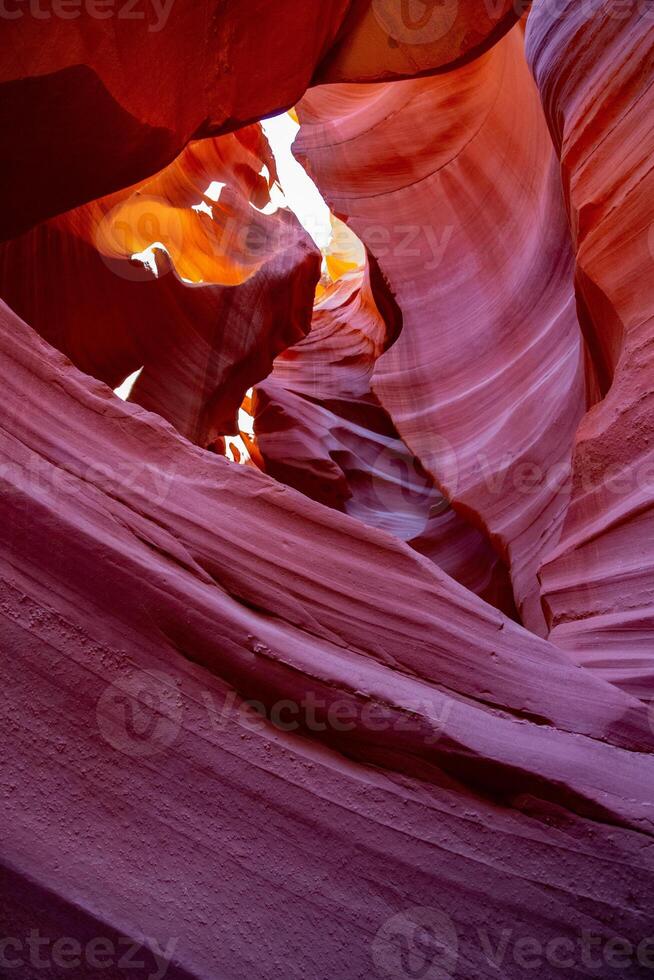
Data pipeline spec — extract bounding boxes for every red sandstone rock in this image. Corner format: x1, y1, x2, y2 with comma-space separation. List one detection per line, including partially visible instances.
0, 1, 525, 241
2, 3, 654, 976
1, 298, 654, 978
296, 27, 586, 635
253, 263, 517, 612
0, 1, 352, 239
0, 128, 320, 442
527, 0, 654, 700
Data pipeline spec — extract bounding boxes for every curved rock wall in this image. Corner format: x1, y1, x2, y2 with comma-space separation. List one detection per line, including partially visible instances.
528, 0, 654, 699
1, 3, 654, 977
296, 28, 586, 634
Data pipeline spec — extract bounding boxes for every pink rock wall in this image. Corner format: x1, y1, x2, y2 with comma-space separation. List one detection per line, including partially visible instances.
1, 297, 654, 979
528, 0, 654, 699
1, 2, 654, 977
296, 28, 586, 634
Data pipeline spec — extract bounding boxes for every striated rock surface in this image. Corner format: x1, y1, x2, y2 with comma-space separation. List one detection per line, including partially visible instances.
254, 261, 517, 612
0, 127, 320, 443
527, 0, 654, 699
296, 27, 586, 635
2, 2, 654, 976
2, 298, 654, 978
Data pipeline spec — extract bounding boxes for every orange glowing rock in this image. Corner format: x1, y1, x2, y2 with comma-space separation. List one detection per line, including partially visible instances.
0, 126, 321, 442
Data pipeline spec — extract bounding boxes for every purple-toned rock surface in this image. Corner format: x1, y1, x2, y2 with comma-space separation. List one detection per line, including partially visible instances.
1, 3, 654, 978
1, 297, 654, 979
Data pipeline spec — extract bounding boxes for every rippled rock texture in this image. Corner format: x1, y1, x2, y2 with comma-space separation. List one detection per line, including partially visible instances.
1, 3, 654, 979
295, 28, 587, 636
527, 0, 654, 700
